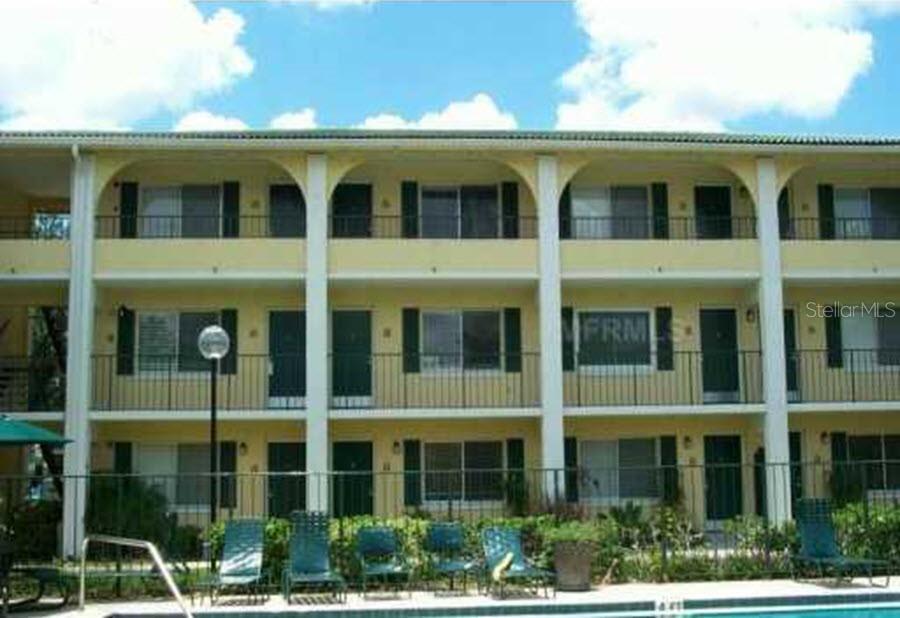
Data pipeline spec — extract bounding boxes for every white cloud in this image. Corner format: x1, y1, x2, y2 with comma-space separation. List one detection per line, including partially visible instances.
0, 0, 253, 130
272, 0, 376, 10
359, 93, 517, 130
556, 0, 900, 131
173, 110, 248, 132
269, 108, 318, 129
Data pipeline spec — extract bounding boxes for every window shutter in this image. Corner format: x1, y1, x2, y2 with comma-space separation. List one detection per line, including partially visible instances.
655, 307, 674, 371
120, 182, 138, 239
564, 437, 578, 502
403, 439, 421, 507
825, 308, 843, 368
113, 442, 132, 474
660, 435, 678, 503
503, 307, 522, 373
222, 181, 240, 238
299, 311, 306, 397
818, 184, 835, 240
401, 181, 418, 238
562, 307, 575, 371
220, 441, 237, 508
116, 306, 135, 375
502, 182, 519, 238
220, 309, 238, 375
651, 182, 669, 239
559, 184, 572, 239
830, 431, 849, 502
505, 438, 526, 509
402, 308, 420, 373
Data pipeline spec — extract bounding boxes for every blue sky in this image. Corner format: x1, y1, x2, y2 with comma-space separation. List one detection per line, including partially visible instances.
2, 1, 900, 134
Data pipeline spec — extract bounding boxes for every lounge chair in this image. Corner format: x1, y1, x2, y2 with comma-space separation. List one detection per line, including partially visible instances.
356, 526, 411, 597
793, 498, 890, 586
208, 519, 266, 604
282, 512, 345, 603
423, 522, 478, 592
480, 526, 554, 598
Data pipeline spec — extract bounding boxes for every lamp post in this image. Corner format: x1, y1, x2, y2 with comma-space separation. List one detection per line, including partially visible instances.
198, 325, 230, 529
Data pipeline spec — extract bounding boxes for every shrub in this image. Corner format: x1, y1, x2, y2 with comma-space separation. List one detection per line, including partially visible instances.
85, 477, 172, 549
8, 499, 61, 561
834, 501, 900, 563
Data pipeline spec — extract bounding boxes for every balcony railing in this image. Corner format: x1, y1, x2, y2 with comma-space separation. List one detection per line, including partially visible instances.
564, 350, 763, 407
0, 356, 65, 411
783, 217, 900, 240
788, 349, 900, 403
91, 354, 305, 411
329, 215, 538, 239
562, 216, 757, 240
0, 215, 70, 240
329, 352, 541, 409
94, 215, 306, 239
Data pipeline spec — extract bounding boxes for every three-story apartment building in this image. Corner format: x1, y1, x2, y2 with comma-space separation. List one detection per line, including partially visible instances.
2, 130, 900, 554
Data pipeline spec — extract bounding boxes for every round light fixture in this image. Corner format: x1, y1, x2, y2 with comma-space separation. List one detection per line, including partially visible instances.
198, 325, 230, 361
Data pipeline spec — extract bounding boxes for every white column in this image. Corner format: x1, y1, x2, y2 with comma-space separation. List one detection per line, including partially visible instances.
537, 155, 565, 495
305, 154, 329, 511
756, 157, 791, 523
63, 152, 95, 557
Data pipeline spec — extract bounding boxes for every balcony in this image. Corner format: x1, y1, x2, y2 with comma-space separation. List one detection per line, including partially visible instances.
562, 216, 757, 240
0, 356, 65, 413
788, 349, 900, 406
95, 215, 305, 239
563, 350, 763, 410
782, 217, 900, 241
0, 215, 70, 279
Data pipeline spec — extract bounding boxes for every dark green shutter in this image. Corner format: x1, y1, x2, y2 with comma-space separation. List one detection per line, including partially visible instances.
564, 437, 578, 502
655, 307, 674, 371
660, 435, 678, 503
559, 184, 572, 239
113, 442, 132, 474
220, 309, 238, 375
651, 182, 669, 239
220, 441, 237, 508
116, 306, 135, 375
789, 431, 803, 503
222, 181, 240, 238
502, 182, 519, 238
562, 307, 575, 371
830, 431, 849, 503
120, 182, 138, 239
505, 438, 526, 511
503, 308, 521, 373
818, 184, 835, 240
825, 308, 843, 368
401, 181, 418, 238
402, 308, 420, 373
403, 439, 421, 507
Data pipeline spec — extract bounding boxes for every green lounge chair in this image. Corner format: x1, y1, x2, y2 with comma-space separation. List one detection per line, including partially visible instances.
282, 512, 345, 603
356, 526, 411, 597
793, 498, 890, 586
424, 522, 478, 592
480, 526, 554, 599
209, 519, 266, 604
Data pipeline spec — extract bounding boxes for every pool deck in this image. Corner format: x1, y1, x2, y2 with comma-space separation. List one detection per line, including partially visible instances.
42, 578, 900, 617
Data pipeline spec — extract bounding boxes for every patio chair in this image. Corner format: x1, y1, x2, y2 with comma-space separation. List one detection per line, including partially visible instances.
356, 526, 411, 597
792, 498, 890, 586
282, 512, 345, 603
423, 522, 478, 592
208, 519, 266, 604
480, 526, 554, 599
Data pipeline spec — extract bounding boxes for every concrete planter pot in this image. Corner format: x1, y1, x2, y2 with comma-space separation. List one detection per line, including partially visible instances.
553, 540, 595, 591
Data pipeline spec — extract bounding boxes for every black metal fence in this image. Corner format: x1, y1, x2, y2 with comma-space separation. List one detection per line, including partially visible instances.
94, 215, 306, 239
789, 349, 900, 403
784, 217, 900, 240
562, 216, 757, 240
0, 356, 65, 411
329, 215, 539, 239
0, 215, 70, 240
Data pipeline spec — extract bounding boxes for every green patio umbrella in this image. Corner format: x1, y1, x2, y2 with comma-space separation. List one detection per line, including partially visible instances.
0, 416, 69, 446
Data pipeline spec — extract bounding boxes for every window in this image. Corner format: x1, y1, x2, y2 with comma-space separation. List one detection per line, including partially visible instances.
137, 311, 219, 373
834, 188, 871, 239
420, 185, 499, 239
571, 185, 649, 239
840, 312, 900, 368
421, 310, 501, 371
580, 438, 660, 502
134, 443, 236, 508
577, 310, 652, 368
845, 434, 900, 490
139, 185, 221, 238
423, 441, 503, 502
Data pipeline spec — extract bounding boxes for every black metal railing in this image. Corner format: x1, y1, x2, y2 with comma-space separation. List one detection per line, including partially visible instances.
91, 354, 306, 411
329, 352, 541, 409
562, 216, 757, 240
783, 217, 900, 240
564, 350, 763, 407
0, 356, 65, 411
329, 215, 538, 239
788, 349, 900, 403
94, 215, 306, 239
0, 215, 70, 240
